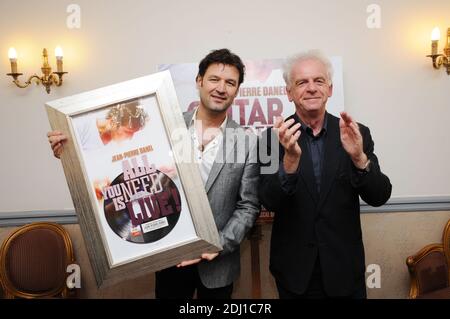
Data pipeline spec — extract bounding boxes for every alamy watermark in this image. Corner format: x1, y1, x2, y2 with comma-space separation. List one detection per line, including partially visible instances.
366, 4, 381, 29
66, 263, 81, 289
169, 122, 280, 175
366, 263, 381, 289
66, 4, 81, 29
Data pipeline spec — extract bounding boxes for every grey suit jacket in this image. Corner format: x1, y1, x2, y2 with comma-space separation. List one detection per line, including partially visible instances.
183, 110, 260, 288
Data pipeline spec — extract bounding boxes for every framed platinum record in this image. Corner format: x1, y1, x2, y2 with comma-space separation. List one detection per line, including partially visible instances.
46, 71, 222, 288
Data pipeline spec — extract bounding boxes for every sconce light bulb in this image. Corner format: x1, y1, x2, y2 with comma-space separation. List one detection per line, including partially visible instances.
431, 27, 441, 41
8, 47, 17, 60
55, 46, 64, 59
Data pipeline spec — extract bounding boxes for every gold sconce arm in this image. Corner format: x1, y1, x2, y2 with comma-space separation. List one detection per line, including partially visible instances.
42, 72, 67, 93
6, 72, 67, 94
426, 54, 446, 70
52, 72, 68, 87
6, 73, 39, 88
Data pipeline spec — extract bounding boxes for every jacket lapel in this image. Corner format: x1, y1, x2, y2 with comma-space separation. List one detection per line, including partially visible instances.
184, 110, 238, 193
183, 110, 195, 127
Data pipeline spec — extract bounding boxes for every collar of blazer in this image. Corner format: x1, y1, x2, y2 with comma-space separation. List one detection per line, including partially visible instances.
183, 109, 241, 193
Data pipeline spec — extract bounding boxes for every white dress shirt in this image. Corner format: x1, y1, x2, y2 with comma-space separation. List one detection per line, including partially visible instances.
189, 108, 227, 185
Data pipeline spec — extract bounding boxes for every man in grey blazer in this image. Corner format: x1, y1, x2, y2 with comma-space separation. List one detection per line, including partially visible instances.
154, 49, 260, 299
47, 48, 260, 299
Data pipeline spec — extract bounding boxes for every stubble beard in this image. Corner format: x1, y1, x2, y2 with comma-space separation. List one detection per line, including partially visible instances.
200, 95, 233, 114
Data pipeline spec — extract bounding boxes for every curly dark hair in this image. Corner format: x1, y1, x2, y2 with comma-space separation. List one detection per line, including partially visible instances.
197, 48, 245, 85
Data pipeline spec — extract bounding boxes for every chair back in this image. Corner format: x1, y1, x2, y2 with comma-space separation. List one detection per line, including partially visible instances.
406, 219, 450, 298
0, 222, 75, 298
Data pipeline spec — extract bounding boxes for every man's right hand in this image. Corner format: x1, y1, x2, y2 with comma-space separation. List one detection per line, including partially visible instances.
47, 131, 68, 159
273, 117, 302, 173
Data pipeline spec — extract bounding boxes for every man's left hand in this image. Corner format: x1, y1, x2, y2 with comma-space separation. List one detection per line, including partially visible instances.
201, 252, 219, 261
176, 252, 219, 267
339, 112, 368, 169
176, 258, 202, 268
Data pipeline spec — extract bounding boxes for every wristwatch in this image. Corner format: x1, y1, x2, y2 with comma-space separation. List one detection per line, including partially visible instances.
356, 159, 371, 173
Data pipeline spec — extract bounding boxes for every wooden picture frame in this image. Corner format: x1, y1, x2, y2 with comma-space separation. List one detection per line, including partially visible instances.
46, 71, 222, 288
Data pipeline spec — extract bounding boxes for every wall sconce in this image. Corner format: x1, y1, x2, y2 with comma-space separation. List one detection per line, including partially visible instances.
427, 27, 450, 75
6, 47, 68, 93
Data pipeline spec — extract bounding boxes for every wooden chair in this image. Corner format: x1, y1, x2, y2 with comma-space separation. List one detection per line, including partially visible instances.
0, 222, 76, 298
406, 219, 450, 299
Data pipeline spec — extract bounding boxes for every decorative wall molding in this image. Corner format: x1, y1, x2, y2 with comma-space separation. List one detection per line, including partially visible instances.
360, 196, 450, 213
0, 196, 449, 227
0, 210, 78, 227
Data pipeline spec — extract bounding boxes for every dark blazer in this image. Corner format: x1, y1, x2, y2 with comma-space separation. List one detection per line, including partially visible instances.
259, 112, 392, 296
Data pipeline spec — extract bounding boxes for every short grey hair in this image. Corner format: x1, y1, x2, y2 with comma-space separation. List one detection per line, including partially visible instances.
282, 50, 334, 87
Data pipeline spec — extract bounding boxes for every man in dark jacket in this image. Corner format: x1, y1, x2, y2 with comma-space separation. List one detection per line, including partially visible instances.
259, 50, 392, 299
